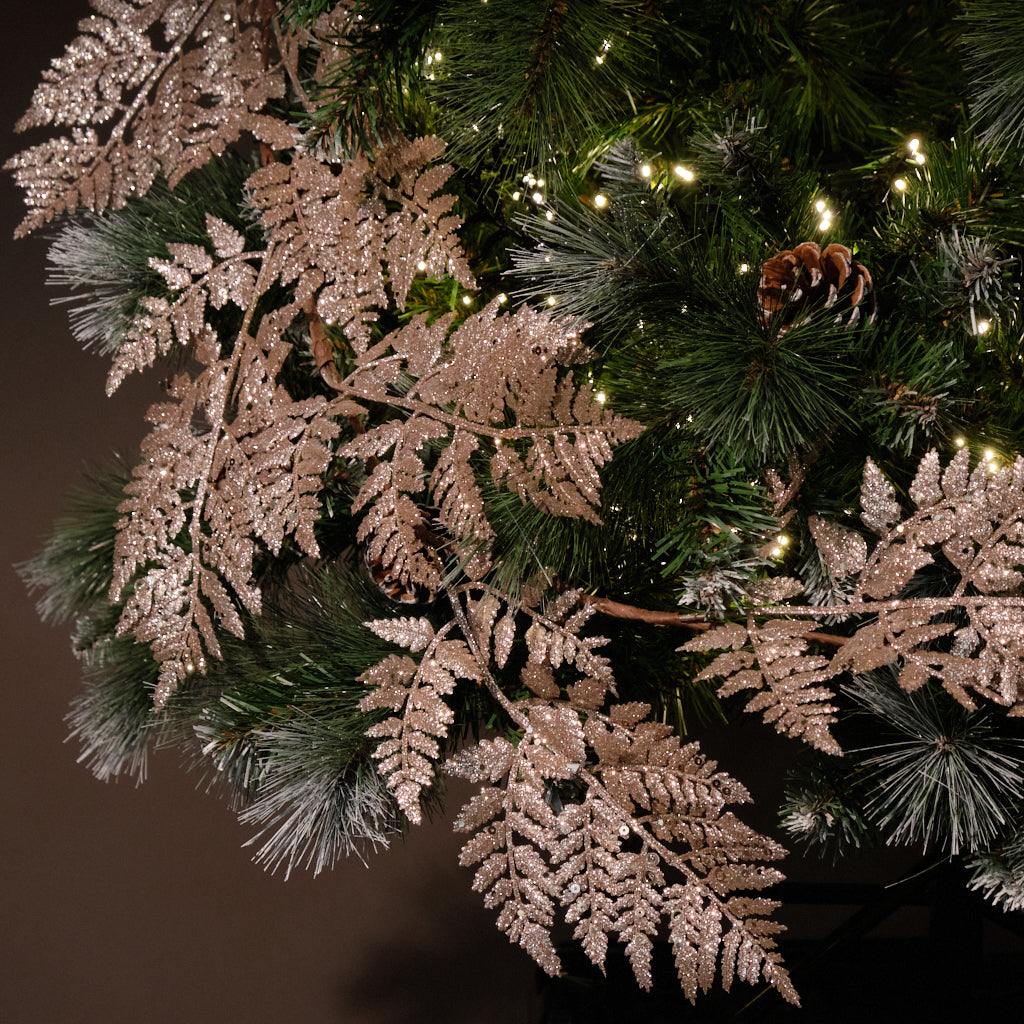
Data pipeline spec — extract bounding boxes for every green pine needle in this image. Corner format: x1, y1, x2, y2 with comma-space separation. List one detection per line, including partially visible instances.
848, 674, 1024, 855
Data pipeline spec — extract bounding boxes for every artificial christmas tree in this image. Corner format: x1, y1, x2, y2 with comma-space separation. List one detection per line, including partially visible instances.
8, 0, 1024, 1016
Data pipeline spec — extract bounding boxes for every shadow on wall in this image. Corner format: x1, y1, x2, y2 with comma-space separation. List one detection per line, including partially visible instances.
334, 861, 541, 1024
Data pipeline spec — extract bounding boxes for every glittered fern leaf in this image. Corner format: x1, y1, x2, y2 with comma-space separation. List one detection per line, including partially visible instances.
111, 309, 339, 705
690, 451, 1024, 736
448, 707, 586, 978
682, 621, 840, 753
359, 619, 481, 823
344, 416, 450, 592
835, 451, 1024, 710
448, 698, 797, 1004
6, 0, 288, 237
341, 305, 644, 584
247, 136, 473, 351
107, 213, 260, 392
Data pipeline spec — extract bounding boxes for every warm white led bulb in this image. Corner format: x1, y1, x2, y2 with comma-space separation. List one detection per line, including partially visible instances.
674, 165, 694, 181
894, 178, 908, 191
814, 199, 827, 213
593, 193, 608, 208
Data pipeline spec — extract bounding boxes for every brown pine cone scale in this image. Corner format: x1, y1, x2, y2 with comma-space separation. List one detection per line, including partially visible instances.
757, 241, 876, 333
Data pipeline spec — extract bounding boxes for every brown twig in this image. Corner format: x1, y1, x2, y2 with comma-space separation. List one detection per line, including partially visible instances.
582, 594, 849, 647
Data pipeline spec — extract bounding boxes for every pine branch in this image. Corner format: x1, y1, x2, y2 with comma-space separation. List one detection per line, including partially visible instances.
433, 0, 660, 179
961, 0, 1024, 155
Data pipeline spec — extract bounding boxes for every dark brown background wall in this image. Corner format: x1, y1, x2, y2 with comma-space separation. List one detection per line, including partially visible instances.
0, 5, 536, 1022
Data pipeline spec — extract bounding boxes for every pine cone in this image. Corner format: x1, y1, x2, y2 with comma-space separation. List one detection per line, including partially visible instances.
757, 241, 876, 333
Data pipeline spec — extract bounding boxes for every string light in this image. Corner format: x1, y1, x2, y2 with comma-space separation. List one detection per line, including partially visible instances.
596, 391, 607, 404
416, 260, 427, 272
640, 164, 652, 179
976, 319, 991, 334
593, 193, 608, 208
813, 197, 834, 231
674, 165, 694, 181
893, 177, 908, 191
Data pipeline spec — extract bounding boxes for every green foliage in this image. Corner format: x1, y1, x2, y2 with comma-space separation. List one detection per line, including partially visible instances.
967, 824, 1024, 911
780, 752, 874, 861
855, 322, 961, 455
432, 0, 662, 180
238, 714, 402, 875
510, 141, 691, 343
848, 674, 1024, 855
46, 158, 257, 357
659, 300, 866, 461
652, 458, 779, 612
741, 0, 891, 152
961, 0, 1024, 155
20, 461, 130, 623
66, 610, 166, 783
278, 0, 336, 27
300, 1, 441, 158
